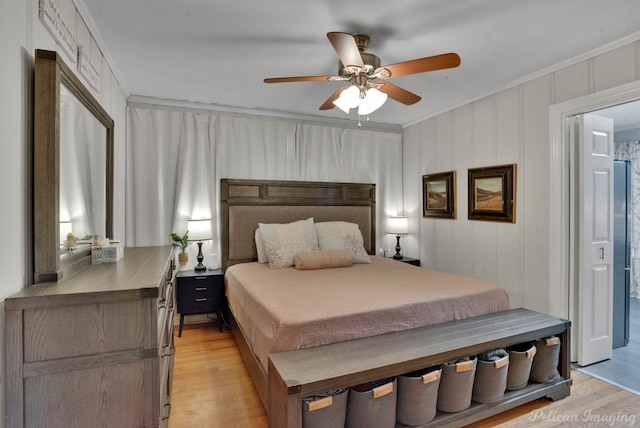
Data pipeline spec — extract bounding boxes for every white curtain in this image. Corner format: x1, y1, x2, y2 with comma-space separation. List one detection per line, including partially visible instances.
126, 104, 403, 265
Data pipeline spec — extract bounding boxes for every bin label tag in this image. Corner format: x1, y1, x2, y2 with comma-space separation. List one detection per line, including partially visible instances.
456, 360, 475, 372
494, 356, 509, 369
546, 337, 560, 346
422, 370, 441, 384
308, 396, 333, 412
373, 382, 393, 398
526, 347, 537, 359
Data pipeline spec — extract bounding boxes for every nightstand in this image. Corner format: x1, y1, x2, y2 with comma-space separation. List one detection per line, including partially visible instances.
392, 256, 420, 267
176, 269, 226, 336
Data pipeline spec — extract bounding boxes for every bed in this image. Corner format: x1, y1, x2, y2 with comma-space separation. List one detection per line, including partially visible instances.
226, 256, 511, 372
220, 178, 570, 427
221, 178, 511, 391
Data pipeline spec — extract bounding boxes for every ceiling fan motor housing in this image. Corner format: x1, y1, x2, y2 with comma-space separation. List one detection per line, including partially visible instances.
338, 52, 381, 76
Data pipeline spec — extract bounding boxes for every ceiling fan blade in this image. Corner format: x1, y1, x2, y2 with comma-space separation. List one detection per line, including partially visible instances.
327, 32, 364, 69
264, 75, 336, 83
376, 53, 461, 78
377, 81, 421, 105
319, 87, 347, 110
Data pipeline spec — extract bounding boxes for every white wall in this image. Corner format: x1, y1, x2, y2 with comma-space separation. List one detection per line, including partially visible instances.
0, 0, 127, 424
403, 40, 640, 315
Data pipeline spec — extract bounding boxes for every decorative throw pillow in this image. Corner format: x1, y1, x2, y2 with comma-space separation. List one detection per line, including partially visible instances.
294, 250, 353, 270
314, 221, 372, 264
259, 218, 319, 268
254, 228, 268, 263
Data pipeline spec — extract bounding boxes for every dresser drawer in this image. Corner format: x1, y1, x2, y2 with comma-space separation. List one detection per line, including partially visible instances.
158, 262, 175, 348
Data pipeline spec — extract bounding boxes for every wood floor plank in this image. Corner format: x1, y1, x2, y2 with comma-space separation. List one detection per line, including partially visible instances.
170, 323, 640, 428
170, 325, 267, 428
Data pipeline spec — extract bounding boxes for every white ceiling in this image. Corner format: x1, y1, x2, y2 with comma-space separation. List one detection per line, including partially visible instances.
78, 0, 640, 128
595, 100, 640, 132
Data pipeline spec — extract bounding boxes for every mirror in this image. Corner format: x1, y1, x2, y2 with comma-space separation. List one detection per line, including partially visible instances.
59, 85, 108, 243
33, 49, 114, 283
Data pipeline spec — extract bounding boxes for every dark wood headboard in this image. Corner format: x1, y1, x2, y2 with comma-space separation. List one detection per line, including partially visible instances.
220, 179, 376, 271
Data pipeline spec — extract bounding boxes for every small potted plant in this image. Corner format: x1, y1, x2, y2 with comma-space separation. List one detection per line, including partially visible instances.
171, 231, 190, 271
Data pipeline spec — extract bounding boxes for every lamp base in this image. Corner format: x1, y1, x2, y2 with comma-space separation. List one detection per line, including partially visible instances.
195, 241, 206, 271
393, 234, 402, 259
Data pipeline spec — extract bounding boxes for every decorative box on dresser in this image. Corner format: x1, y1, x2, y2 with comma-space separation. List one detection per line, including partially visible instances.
5, 246, 176, 428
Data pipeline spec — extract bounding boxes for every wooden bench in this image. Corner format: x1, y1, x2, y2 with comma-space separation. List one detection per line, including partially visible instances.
267, 308, 571, 428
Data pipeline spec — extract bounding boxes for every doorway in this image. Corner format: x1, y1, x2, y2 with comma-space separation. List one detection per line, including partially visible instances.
550, 83, 640, 394
577, 102, 640, 394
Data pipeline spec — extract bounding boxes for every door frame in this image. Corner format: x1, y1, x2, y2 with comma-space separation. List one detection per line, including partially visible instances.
549, 80, 640, 360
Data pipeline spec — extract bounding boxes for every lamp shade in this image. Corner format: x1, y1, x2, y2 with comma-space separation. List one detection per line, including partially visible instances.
333, 85, 388, 115
333, 86, 360, 113
187, 219, 213, 241
358, 88, 388, 115
388, 216, 409, 235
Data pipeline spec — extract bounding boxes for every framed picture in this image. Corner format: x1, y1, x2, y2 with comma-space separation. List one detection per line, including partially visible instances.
467, 164, 516, 223
422, 171, 456, 219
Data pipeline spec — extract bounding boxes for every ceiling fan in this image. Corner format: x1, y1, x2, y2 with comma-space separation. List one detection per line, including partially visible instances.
264, 32, 461, 115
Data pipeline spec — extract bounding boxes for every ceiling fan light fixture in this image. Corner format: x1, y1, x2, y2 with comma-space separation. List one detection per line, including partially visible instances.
333, 85, 360, 113
265, 33, 461, 116
357, 87, 387, 116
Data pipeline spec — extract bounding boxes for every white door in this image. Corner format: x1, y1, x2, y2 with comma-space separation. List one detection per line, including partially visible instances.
575, 114, 614, 366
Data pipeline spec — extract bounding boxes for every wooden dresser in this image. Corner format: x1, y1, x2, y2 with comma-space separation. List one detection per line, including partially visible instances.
5, 246, 176, 428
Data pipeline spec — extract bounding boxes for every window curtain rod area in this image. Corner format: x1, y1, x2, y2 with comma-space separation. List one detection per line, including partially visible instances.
125, 105, 404, 269
127, 98, 402, 134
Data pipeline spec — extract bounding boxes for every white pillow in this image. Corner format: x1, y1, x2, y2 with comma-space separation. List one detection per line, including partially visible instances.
258, 218, 319, 268
315, 221, 372, 264
255, 228, 268, 263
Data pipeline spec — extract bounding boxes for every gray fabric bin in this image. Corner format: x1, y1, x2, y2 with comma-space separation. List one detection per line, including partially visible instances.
436, 356, 477, 413
506, 343, 536, 390
302, 389, 348, 428
396, 367, 441, 426
472, 350, 509, 404
346, 377, 397, 428
530, 337, 561, 384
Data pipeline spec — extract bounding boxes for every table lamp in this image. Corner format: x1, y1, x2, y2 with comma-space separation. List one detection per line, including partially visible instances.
187, 219, 213, 271
388, 216, 409, 259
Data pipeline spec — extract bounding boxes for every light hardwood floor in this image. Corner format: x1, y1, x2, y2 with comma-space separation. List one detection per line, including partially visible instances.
170, 323, 640, 428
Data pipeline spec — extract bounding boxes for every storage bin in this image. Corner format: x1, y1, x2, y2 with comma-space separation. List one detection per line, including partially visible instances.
302, 389, 348, 428
396, 367, 441, 426
346, 377, 397, 428
506, 343, 536, 390
436, 356, 477, 413
530, 337, 561, 383
472, 349, 509, 403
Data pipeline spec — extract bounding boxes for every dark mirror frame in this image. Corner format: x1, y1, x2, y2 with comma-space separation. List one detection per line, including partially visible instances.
33, 49, 114, 283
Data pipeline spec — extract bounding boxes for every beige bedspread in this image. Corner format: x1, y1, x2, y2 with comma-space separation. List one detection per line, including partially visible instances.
225, 256, 510, 369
